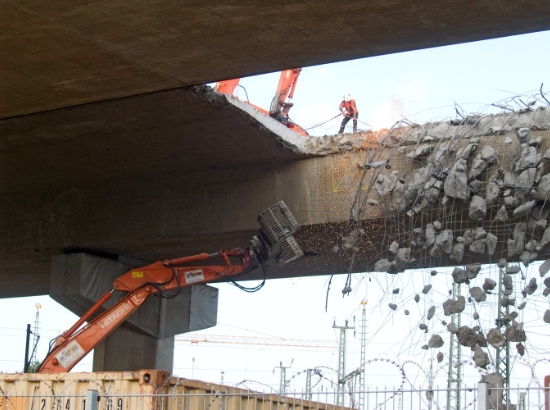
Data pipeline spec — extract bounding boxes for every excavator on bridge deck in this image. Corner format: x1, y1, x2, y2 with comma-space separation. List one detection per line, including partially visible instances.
37, 202, 303, 373
214, 68, 309, 137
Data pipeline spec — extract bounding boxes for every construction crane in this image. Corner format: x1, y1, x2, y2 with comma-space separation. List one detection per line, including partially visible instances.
176, 334, 337, 349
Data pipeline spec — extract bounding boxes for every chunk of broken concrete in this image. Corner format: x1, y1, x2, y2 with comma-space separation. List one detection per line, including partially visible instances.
452, 267, 468, 284
469, 158, 487, 179
487, 328, 505, 348
456, 326, 478, 348
443, 296, 466, 315
428, 334, 444, 348
536, 173, 550, 201
516, 127, 530, 144
516, 145, 540, 172
513, 200, 536, 218
469, 195, 487, 220
469, 239, 486, 255
524, 278, 537, 295
495, 206, 508, 222
450, 242, 465, 262
486, 232, 497, 255
469, 287, 487, 303
483, 278, 497, 292
427, 306, 435, 320
506, 265, 521, 275
473, 344, 489, 368
447, 323, 459, 334
466, 263, 481, 279
485, 180, 500, 205
444, 158, 469, 200
504, 322, 526, 342
374, 259, 391, 272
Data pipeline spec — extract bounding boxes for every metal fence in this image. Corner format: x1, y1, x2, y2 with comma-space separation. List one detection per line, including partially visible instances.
1, 384, 548, 410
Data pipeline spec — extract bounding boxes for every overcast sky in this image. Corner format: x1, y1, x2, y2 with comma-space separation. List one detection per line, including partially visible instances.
1, 30, 549, 398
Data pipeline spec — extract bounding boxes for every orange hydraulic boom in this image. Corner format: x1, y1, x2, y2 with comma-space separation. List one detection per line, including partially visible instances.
214, 69, 308, 137
38, 201, 303, 373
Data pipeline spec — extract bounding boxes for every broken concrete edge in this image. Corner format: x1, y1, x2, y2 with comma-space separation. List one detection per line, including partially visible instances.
191, 84, 383, 155
192, 84, 550, 158
191, 84, 314, 155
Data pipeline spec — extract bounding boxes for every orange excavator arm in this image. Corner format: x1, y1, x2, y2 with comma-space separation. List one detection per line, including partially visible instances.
38, 250, 254, 373
213, 69, 308, 137
269, 68, 302, 118
38, 201, 303, 373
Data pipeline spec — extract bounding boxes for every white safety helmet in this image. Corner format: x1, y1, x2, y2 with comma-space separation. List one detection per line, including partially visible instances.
344, 93, 351, 101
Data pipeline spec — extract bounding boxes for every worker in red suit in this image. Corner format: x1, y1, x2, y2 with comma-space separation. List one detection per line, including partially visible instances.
339, 93, 359, 134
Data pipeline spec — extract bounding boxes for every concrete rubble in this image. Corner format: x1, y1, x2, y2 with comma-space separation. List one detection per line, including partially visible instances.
469, 287, 487, 302
212, 98, 550, 365
428, 334, 444, 348
443, 296, 466, 315
307, 107, 550, 280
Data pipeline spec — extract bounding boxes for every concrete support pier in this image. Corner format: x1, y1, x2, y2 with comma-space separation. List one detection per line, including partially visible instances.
50, 253, 218, 372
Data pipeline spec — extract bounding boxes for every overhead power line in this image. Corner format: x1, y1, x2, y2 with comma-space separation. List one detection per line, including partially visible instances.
175, 334, 338, 348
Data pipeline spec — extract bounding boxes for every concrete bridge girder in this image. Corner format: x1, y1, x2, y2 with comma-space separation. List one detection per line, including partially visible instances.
2, 88, 550, 299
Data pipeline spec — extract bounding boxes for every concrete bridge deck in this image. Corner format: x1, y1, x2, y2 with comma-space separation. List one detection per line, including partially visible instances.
2, 84, 550, 298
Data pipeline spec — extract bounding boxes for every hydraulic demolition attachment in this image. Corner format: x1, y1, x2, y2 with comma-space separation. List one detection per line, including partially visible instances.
38, 201, 303, 373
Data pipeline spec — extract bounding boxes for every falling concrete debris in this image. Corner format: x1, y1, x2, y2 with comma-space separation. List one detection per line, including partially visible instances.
419, 323, 428, 331
487, 328, 506, 348
388, 303, 397, 311
466, 263, 481, 279
481, 373, 507, 410
473, 344, 489, 368
338, 107, 550, 277
469, 287, 487, 303
544, 309, 550, 323
447, 323, 459, 334
426, 306, 435, 320
428, 334, 444, 348
457, 326, 486, 348
422, 284, 432, 294
452, 268, 468, 284
523, 278, 537, 295
500, 296, 516, 307
504, 322, 527, 342
539, 259, 550, 276
503, 311, 519, 322
482, 278, 497, 292
506, 265, 521, 275
516, 342, 526, 356
443, 296, 466, 315
503, 275, 514, 294
437, 352, 444, 362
